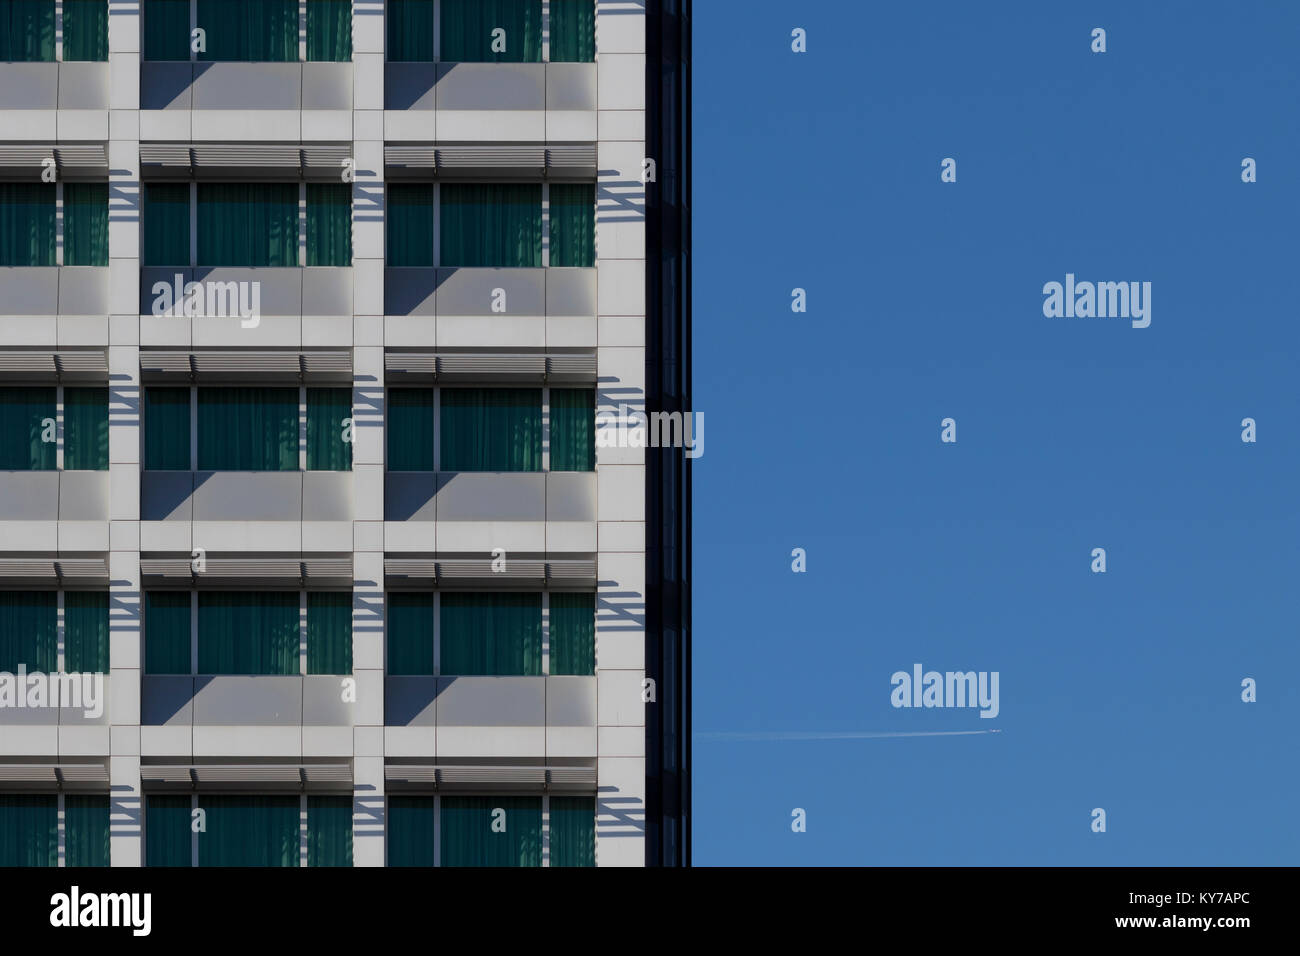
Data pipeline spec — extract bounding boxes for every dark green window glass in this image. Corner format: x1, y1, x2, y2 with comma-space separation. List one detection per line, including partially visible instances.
0, 795, 57, 866
0, 182, 56, 266
386, 0, 432, 62
63, 182, 109, 266
64, 386, 109, 470
549, 182, 594, 267
549, 795, 595, 866
306, 387, 352, 471
145, 591, 191, 674
307, 796, 352, 866
197, 591, 298, 675
197, 182, 297, 266
306, 591, 351, 675
440, 592, 541, 676
199, 796, 299, 866
143, 183, 190, 266
62, 0, 108, 61
549, 388, 594, 471
387, 796, 434, 866
549, 591, 594, 676
146, 795, 190, 866
441, 796, 541, 867
65, 590, 110, 673
385, 183, 433, 266
440, 388, 541, 472
440, 183, 541, 267
0, 591, 56, 673
550, 0, 594, 62
144, 387, 191, 470
196, 0, 297, 61
306, 0, 351, 61
197, 387, 298, 471
385, 591, 432, 675
306, 183, 351, 266
0, 0, 55, 61
0, 387, 55, 470
143, 0, 190, 60
386, 388, 433, 471
65, 795, 110, 867
440, 0, 540, 63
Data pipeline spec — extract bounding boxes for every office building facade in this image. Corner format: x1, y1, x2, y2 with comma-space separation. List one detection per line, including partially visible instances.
0, 0, 689, 866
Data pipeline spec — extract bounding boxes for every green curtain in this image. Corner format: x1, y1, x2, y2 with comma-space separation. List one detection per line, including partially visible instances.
385, 591, 432, 675
440, 0, 540, 62
197, 387, 298, 471
306, 0, 351, 61
199, 796, 299, 866
549, 183, 594, 267
440, 183, 541, 267
0, 386, 56, 470
145, 591, 191, 674
386, 0, 432, 62
386, 388, 433, 471
440, 388, 541, 472
306, 591, 351, 675
385, 183, 433, 266
65, 590, 109, 673
62, 0, 108, 60
550, 0, 594, 62
197, 591, 298, 675
63, 182, 109, 266
549, 795, 595, 866
146, 795, 191, 866
197, 0, 297, 61
143, 183, 190, 266
63, 386, 109, 470
387, 796, 434, 866
306, 183, 351, 266
549, 388, 594, 471
307, 796, 352, 866
197, 182, 297, 266
441, 796, 541, 867
306, 387, 351, 471
440, 592, 541, 676
0, 0, 54, 60
0, 795, 57, 867
0, 182, 56, 266
143, 0, 189, 60
0, 591, 56, 673
65, 794, 110, 867
549, 591, 593, 676
144, 387, 191, 470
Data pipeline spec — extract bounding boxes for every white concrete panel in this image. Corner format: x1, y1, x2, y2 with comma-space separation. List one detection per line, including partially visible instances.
55, 110, 109, 140
140, 726, 191, 756
0, 521, 56, 549
57, 520, 111, 551
597, 519, 644, 553
597, 55, 645, 111
437, 726, 545, 758
597, 725, 644, 757
597, 464, 644, 522
597, 669, 645, 726
597, 108, 645, 141
193, 726, 303, 757
434, 521, 545, 554
383, 726, 437, 758
434, 111, 544, 142
0, 110, 56, 139
596, 258, 645, 315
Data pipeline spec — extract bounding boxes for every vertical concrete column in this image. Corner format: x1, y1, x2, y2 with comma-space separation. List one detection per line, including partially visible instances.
106, 0, 144, 866
593, 2, 648, 867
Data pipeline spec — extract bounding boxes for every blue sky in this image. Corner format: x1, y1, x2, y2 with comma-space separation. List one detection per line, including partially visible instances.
691, 0, 1300, 865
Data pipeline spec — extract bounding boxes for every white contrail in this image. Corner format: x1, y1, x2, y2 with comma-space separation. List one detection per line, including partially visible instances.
695, 729, 1002, 741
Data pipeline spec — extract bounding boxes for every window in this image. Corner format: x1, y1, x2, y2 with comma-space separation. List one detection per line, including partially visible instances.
306, 387, 353, 471
62, 0, 108, 61
198, 183, 297, 267
305, 0, 351, 61
384, 590, 593, 677
549, 0, 595, 63
549, 183, 594, 267
0, 793, 109, 866
0, 387, 108, 471
143, 387, 190, 470
440, 183, 541, 268
386, 387, 594, 474
386, 0, 432, 62
441, 796, 541, 866
63, 182, 109, 266
142, 0, 188, 60
440, 0, 541, 63
145, 0, 352, 62
385, 183, 433, 267
142, 183, 190, 266
145, 590, 352, 676
64, 795, 110, 866
388, 795, 592, 867
0, 183, 55, 267
0, 0, 54, 61
147, 795, 351, 866
306, 183, 352, 266
0, 589, 107, 674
